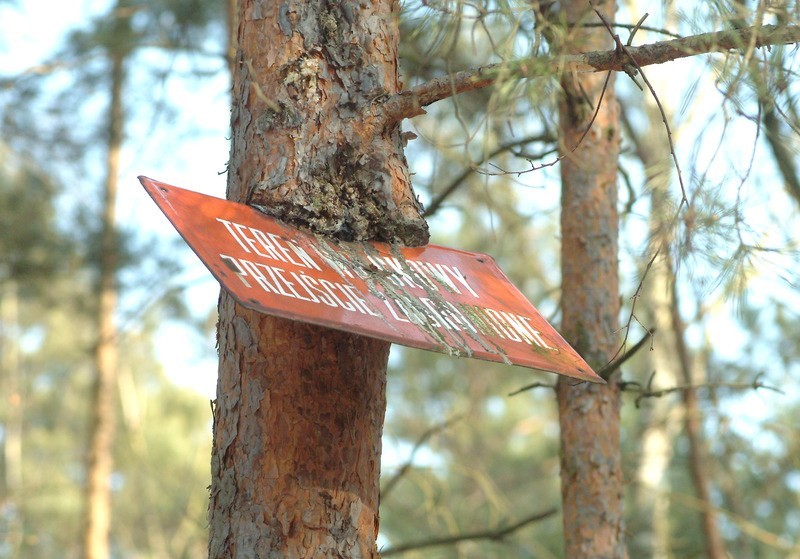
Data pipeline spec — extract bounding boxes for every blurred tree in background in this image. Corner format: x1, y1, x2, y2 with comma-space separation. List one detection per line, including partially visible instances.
1, 0, 800, 557
1, 0, 225, 557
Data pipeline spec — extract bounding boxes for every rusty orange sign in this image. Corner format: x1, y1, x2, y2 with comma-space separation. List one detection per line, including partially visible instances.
140, 176, 601, 383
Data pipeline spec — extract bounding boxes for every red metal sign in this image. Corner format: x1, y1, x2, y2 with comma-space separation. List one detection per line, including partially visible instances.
140, 176, 602, 383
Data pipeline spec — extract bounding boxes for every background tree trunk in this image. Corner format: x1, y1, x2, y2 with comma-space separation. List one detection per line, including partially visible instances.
623, 95, 727, 558
0, 281, 23, 556
208, 1, 426, 556
555, 1, 626, 557
84, 46, 124, 559
669, 276, 727, 559
623, 108, 682, 557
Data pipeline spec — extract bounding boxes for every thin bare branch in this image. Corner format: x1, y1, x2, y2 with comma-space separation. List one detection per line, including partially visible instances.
627, 13, 651, 46
611, 248, 659, 364
380, 508, 558, 556
423, 134, 554, 217
582, 21, 681, 40
509, 324, 655, 397
381, 414, 463, 499
508, 381, 556, 397
508, 329, 655, 396
620, 373, 783, 408
596, 328, 655, 378
475, 71, 611, 177
381, 24, 800, 122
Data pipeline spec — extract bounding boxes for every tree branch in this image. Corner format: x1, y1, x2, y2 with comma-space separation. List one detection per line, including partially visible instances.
381, 24, 800, 122
596, 328, 655, 378
507, 381, 556, 397
589, 5, 688, 206
507, 329, 655, 396
381, 414, 463, 500
620, 373, 784, 408
380, 509, 557, 556
423, 133, 554, 217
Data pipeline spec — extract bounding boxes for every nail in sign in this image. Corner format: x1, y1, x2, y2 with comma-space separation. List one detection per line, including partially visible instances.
140, 176, 602, 383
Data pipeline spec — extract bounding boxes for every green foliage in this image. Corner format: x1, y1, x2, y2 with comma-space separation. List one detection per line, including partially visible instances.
0, 162, 72, 292
0, 279, 211, 558
0, 0, 226, 181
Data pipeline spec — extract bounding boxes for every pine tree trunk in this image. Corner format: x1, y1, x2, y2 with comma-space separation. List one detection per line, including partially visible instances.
555, 1, 626, 557
84, 48, 124, 559
209, 2, 427, 556
0, 281, 23, 556
209, 303, 390, 558
669, 275, 727, 559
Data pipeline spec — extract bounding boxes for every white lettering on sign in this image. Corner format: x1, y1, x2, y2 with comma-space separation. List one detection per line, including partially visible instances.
138, 177, 605, 380
360, 255, 479, 298
221, 255, 381, 316
218, 217, 479, 299
461, 304, 554, 350
217, 218, 322, 271
380, 296, 479, 334
215, 218, 556, 352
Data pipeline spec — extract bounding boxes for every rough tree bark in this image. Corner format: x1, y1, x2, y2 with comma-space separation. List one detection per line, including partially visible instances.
555, 1, 626, 557
208, 1, 427, 557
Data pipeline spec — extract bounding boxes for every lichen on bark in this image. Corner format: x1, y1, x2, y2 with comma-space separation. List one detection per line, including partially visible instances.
230, 0, 429, 247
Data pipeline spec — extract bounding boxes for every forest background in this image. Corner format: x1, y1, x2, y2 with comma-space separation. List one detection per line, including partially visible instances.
1, 0, 799, 557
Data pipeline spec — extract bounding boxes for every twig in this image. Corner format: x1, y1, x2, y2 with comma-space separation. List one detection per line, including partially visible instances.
381, 414, 463, 499
477, 71, 612, 177
611, 248, 659, 364
508, 381, 556, 397
627, 13, 651, 46
508, 329, 656, 395
380, 508, 558, 556
596, 328, 655, 379
618, 162, 638, 216
582, 21, 682, 40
